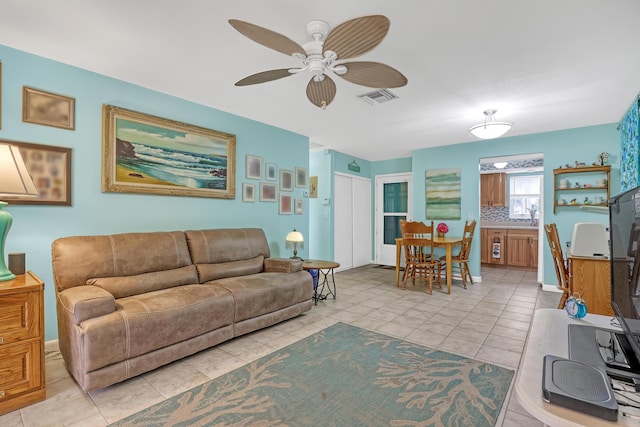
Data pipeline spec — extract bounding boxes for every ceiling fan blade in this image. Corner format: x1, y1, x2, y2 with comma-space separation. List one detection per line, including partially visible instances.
235, 69, 293, 86
306, 76, 336, 109
339, 61, 408, 88
323, 15, 390, 60
229, 19, 306, 56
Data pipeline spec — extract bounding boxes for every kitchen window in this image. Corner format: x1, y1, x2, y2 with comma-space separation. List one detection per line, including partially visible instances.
509, 175, 542, 219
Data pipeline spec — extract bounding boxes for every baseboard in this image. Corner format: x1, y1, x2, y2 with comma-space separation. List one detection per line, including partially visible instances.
541, 283, 563, 293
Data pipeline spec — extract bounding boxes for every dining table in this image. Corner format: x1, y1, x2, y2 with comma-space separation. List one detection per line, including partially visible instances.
395, 235, 463, 294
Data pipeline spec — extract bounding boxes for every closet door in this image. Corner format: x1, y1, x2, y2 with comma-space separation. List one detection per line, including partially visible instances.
334, 173, 371, 270
334, 174, 354, 269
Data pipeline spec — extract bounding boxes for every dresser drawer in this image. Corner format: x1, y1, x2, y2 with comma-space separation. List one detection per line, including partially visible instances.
0, 290, 41, 345
0, 340, 43, 399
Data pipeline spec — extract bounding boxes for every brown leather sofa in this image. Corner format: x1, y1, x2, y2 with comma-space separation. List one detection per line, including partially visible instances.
51, 228, 312, 392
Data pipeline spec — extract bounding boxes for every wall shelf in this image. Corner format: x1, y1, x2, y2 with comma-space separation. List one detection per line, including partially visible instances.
553, 165, 610, 213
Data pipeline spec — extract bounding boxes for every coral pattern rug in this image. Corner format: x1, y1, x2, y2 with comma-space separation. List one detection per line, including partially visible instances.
111, 323, 513, 426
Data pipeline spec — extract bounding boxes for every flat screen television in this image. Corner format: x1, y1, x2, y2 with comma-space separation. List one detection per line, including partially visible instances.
608, 185, 640, 375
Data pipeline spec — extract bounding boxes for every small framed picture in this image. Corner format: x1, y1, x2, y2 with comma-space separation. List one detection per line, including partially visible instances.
309, 176, 318, 198
260, 182, 277, 202
295, 167, 308, 188
242, 183, 255, 202
246, 155, 262, 180
294, 198, 303, 215
265, 162, 277, 181
23, 87, 75, 130
279, 194, 292, 214
280, 169, 293, 191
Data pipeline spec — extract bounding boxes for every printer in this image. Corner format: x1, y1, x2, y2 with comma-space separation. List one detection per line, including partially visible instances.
569, 222, 609, 258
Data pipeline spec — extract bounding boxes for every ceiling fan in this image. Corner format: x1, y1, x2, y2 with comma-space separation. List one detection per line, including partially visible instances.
228, 15, 408, 109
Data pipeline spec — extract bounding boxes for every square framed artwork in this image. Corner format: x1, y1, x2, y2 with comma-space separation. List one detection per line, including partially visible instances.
260, 182, 277, 202
265, 162, 277, 181
295, 167, 308, 188
102, 105, 235, 199
294, 198, 303, 214
1, 139, 72, 205
246, 155, 262, 180
280, 169, 293, 191
23, 86, 75, 130
242, 183, 255, 202
279, 193, 292, 214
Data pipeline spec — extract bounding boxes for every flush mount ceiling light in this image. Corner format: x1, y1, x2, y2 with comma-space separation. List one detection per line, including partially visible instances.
493, 162, 508, 169
469, 109, 513, 139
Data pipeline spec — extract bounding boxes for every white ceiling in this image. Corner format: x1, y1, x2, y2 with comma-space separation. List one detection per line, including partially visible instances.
1, 0, 639, 161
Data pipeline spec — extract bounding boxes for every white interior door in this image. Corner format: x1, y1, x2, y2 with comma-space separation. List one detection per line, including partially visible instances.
375, 173, 412, 266
334, 173, 371, 270
334, 174, 353, 269
352, 176, 372, 267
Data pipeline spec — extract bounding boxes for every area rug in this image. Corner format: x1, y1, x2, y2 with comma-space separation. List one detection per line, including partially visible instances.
111, 323, 513, 427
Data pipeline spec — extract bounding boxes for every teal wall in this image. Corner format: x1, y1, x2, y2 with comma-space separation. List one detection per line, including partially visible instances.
0, 45, 309, 341
412, 124, 620, 285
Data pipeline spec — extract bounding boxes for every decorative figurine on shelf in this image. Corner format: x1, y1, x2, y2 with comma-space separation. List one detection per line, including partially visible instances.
575, 161, 586, 167
436, 222, 448, 238
584, 197, 591, 204
597, 152, 608, 166
570, 198, 578, 205
575, 182, 580, 187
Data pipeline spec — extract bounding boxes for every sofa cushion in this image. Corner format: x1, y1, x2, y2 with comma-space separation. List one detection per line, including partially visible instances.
186, 228, 270, 282
86, 265, 198, 299
80, 284, 235, 372
52, 231, 193, 293
208, 271, 313, 322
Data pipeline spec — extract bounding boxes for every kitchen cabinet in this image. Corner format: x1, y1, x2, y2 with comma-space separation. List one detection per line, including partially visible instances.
480, 229, 488, 264
480, 173, 506, 207
483, 228, 507, 265
506, 229, 538, 269
553, 165, 610, 213
0, 271, 45, 415
482, 227, 538, 269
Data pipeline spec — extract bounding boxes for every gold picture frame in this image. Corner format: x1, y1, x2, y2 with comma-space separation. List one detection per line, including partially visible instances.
22, 87, 75, 130
1, 139, 72, 205
102, 105, 236, 199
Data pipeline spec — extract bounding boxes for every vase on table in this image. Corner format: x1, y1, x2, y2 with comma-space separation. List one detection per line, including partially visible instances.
437, 232, 445, 238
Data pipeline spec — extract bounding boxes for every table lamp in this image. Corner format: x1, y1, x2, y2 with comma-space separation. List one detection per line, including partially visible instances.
0, 144, 39, 281
285, 229, 304, 259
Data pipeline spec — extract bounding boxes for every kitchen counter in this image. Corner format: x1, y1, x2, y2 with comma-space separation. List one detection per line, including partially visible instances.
481, 222, 538, 230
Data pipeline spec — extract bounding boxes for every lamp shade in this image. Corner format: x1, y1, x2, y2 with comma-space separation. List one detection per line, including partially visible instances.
286, 230, 304, 244
0, 144, 38, 281
469, 109, 513, 140
0, 144, 39, 197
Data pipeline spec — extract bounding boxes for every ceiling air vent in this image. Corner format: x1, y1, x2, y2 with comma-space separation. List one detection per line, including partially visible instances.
358, 89, 399, 105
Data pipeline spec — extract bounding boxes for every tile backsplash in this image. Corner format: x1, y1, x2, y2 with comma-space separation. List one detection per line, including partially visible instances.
481, 206, 532, 224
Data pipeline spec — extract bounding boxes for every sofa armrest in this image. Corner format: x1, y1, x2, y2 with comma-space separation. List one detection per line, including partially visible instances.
264, 257, 303, 273
57, 285, 116, 324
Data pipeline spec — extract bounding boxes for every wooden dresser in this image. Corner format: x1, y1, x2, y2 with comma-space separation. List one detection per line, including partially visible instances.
567, 256, 613, 316
0, 271, 45, 415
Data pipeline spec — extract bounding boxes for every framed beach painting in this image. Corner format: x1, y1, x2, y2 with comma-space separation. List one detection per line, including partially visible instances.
23, 87, 75, 130
280, 169, 293, 191
425, 168, 461, 220
260, 182, 277, 202
1, 139, 72, 205
102, 105, 236, 199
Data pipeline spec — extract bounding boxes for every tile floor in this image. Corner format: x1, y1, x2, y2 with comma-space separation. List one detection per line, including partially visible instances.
1, 265, 559, 426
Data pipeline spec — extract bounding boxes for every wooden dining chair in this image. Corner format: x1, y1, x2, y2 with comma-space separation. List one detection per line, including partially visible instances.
544, 223, 571, 309
438, 219, 476, 289
400, 221, 441, 293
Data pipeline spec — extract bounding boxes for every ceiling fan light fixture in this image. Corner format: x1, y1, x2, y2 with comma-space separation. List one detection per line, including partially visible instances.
469, 109, 513, 139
